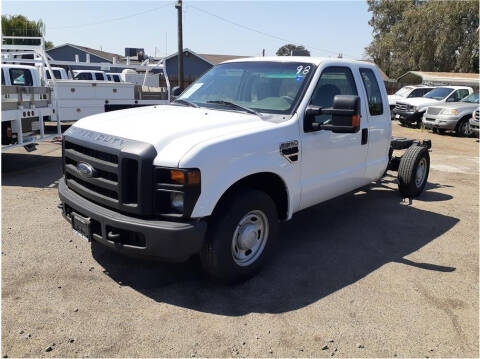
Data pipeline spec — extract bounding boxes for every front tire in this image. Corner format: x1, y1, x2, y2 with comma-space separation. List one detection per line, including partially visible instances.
200, 189, 278, 283
456, 118, 472, 137
398, 145, 430, 198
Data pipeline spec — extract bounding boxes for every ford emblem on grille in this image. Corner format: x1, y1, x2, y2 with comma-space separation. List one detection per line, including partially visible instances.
76, 162, 96, 178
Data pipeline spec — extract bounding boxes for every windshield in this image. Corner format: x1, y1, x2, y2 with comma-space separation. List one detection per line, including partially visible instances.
461, 92, 479, 103
395, 86, 413, 97
177, 61, 316, 114
423, 87, 453, 100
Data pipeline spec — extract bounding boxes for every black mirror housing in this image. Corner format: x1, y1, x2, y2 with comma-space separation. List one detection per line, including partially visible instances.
171, 86, 183, 99
304, 95, 361, 133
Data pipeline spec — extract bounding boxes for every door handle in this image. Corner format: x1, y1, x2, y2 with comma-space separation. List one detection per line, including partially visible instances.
361, 128, 368, 145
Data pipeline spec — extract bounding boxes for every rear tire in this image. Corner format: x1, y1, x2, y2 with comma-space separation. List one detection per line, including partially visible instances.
398, 145, 430, 198
200, 189, 278, 283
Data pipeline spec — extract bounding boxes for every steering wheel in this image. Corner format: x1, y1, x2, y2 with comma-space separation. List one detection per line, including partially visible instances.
281, 95, 295, 104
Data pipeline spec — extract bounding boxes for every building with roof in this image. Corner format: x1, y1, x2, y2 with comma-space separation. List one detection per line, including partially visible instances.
397, 71, 479, 89
162, 48, 249, 83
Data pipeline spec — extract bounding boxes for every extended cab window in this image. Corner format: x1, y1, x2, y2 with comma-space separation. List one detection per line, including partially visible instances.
9, 68, 33, 86
75, 72, 93, 80
112, 75, 120, 82
359, 68, 383, 115
310, 66, 358, 124
95, 73, 105, 80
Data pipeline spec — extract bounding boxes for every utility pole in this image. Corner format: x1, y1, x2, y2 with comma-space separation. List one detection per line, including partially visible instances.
175, 0, 184, 89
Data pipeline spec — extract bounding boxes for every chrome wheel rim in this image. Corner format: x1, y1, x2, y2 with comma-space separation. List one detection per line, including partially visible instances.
463, 122, 472, 136
415, 158, 427, 187
231, 210, 269, 267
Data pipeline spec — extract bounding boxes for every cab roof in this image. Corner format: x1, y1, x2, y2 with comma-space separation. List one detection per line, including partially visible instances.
223, 56, 376, 67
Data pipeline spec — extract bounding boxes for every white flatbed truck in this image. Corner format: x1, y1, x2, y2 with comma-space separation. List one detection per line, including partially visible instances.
58, 57, 432, 283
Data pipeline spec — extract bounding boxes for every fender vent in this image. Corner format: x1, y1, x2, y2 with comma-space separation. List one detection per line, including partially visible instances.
280, 140, 299, 163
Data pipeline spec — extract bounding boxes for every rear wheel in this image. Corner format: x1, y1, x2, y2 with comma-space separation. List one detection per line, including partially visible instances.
398, 145, 430, 198
200, 189, 278, 283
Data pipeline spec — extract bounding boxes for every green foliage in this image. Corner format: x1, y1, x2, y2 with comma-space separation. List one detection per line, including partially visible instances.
276, 44, 311, 56
1, 15, 53, 48
365, 0, 479, 78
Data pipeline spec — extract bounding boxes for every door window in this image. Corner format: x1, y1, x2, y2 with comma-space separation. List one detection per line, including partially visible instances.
310, 66, 358, 125
94, 73, 105, 80
359, 68, 383, 116
75, 72, 93, 80
448, 89, 469, 102
9, 68, 34, 86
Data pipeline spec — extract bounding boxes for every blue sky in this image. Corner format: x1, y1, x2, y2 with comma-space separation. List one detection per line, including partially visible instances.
2, 1, 373, 59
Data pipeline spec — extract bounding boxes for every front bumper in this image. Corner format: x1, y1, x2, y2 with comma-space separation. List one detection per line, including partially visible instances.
58, 178, 207, 262
392, 110, 423, 124
422, 114, 459, 130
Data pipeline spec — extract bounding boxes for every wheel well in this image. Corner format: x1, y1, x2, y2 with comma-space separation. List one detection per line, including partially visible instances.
216, 172, 289, 220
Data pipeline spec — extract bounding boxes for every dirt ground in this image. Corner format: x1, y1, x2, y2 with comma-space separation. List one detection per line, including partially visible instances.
1, 122, 478, 358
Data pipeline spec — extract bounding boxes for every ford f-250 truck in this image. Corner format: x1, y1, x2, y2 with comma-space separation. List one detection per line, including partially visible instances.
58, 57, 431, 283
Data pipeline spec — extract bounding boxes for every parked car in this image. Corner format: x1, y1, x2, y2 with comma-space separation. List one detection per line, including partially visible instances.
388, 85, 434, 111
470, 109, 479, 137
73, 70, 107, 81
422, 92, 479, 136
58, 57, 432, 283
106, 73, 122, 82
392, 86, 474, 127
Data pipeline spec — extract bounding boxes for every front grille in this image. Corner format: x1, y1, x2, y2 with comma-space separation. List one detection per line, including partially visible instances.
424, 117, 435, 122
63, 133, 156, 216
475, 110, 479, 121
64, 141, 122, 205
395, 102, 408, 112
427, 107, 442, 115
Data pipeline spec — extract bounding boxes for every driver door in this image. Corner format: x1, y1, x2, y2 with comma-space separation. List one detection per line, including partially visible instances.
299, 65, 369, 210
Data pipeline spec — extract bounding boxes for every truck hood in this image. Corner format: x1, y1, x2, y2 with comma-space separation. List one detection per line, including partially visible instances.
398, 97, 440, 109
387, 94, 404, 104
70, 105, 274, 167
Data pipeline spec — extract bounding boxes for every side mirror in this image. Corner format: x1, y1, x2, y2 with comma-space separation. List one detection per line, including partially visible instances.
171, 86, 183, 99
304, 95, 361, 133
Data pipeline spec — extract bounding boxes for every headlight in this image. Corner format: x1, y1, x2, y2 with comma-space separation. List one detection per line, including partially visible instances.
408, 105, 417, 112
441, 108, 458, 115
153, 167, 201, 217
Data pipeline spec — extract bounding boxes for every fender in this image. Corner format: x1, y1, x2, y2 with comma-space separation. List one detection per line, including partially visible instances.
178, 118, 302, 219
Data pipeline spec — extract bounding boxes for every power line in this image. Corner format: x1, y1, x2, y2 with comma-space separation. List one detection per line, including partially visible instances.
49, 2, 173, 30
187, 4, 355, 58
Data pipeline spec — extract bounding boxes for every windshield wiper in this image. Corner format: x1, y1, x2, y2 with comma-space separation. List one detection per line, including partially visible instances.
173, 99, 199, 108
206, 100, 261, 116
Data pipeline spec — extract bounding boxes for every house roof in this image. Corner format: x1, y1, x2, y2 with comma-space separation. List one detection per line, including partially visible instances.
47, 43, 123, 62
197, 53, 250, 65
162, 48, 249, 65
398, 71, 480, 82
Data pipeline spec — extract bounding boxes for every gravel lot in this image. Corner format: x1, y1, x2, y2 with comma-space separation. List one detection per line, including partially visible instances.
2, 122, 478, 358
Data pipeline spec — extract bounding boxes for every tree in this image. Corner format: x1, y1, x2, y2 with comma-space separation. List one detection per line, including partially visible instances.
365, 0, 479, 78
1, 15, 54, 49
276, 44, 310, 56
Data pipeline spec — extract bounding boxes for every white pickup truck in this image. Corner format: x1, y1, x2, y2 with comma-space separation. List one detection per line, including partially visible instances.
58, 57, 432, 282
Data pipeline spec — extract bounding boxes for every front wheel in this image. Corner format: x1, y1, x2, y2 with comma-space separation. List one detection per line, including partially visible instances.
398, 145, 430, 198
200, 189, 278, 283
456, 119, 472, 137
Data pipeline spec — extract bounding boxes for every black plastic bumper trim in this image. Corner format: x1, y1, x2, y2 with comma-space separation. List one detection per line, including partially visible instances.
58, 178, 207, 262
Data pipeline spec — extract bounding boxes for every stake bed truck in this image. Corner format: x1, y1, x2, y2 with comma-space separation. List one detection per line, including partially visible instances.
59, 57, 432, 282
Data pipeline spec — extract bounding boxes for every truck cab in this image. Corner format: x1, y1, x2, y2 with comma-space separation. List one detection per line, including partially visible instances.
388, 85, 435, 111
1, 64, 42, 87
59, 58, 430, 282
